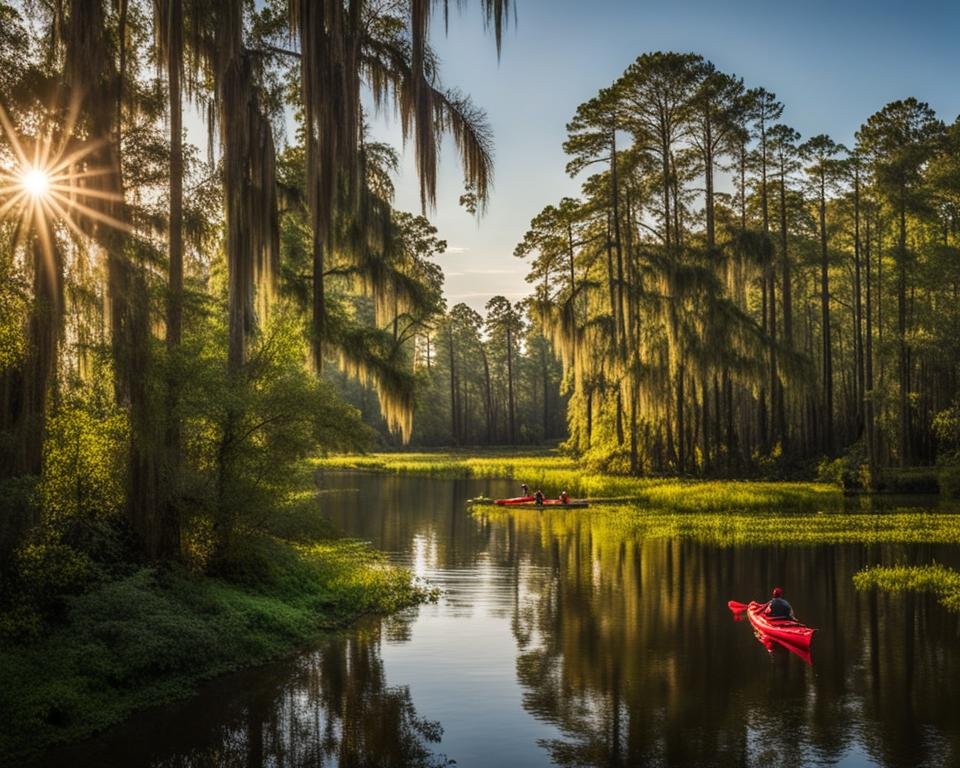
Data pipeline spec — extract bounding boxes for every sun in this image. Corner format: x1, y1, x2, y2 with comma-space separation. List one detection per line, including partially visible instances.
0, 98, 129, 250
21, 167, 50, 198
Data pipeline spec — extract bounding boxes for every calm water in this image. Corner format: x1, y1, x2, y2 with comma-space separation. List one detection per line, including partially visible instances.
49, 473, 960, 767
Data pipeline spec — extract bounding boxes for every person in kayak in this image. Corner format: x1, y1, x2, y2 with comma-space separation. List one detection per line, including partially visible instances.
534, 489, 544, 506
521, 483, 529, 496
764, 587, 796, 620
559, 490, 570, 504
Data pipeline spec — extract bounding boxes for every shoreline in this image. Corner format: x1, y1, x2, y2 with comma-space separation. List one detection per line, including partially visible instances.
0, 533, 428, 767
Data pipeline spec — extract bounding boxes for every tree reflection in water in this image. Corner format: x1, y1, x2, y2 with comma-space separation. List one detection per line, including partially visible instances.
50, 618, 451, 768
496, 506, 960, 768
54, 474, 960, 767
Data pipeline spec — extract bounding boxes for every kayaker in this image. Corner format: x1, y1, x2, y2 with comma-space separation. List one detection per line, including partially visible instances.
521, 483, 529, 496
764, 587, 796, 620
534, 489, 544, 506
559, 490, 570, 504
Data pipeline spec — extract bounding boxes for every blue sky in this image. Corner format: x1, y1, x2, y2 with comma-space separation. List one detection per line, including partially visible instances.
366, 0, 960, 312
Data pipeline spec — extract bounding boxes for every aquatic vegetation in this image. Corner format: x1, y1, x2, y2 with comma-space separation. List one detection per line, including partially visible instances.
315, 451, 843, 513
474, 504, 960, 548
854, 564, 960, 611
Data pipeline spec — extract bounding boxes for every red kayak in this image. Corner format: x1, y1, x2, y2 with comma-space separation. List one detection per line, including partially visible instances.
495, 495, 536, 506
728, 600, 816, 651
756, 629, 813, 665
511, 499, 589, 508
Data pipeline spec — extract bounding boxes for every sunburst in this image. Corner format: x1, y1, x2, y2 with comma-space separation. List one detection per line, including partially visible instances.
0, 98, 129, 257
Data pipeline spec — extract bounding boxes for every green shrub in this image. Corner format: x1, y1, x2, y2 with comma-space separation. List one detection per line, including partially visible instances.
39, 397, 128, 536
938, 464, 960, 499
0, 476, 37, 573
16, 542, 95, 608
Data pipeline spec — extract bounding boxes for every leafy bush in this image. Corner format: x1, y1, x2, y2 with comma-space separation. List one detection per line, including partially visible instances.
938, 464, 960, 499
816, 442, 869, 491
39, 396, 129, 534
177, 306, 372, 566
933, 404, 960, 461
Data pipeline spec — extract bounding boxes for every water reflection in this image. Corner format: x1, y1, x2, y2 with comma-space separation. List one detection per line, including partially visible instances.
49, 473, 960, 767
46, 619, 451, 767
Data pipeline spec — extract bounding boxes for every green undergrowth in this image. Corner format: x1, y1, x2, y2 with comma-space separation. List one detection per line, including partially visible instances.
854, 564, 960, 611
474, 503, 960, 547
314, 451, 842, 513
0, 535, 426, 767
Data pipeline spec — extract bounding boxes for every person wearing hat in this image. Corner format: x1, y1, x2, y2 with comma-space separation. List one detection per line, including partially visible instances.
764, 587, 795, 620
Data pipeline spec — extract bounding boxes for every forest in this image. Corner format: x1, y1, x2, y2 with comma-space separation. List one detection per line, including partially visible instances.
0, 0, 512, 758
511, 51, 960, 483
3, 0, 960, 762
0, 0, 516, 571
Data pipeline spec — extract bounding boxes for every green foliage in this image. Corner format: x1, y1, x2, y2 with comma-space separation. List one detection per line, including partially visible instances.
0, 536, 425, 765
169, 303, 371, 563
933, 403, 960, 463
477, 502, 960, 548
0, 476, 36, 573
938, 464, 960, 500
38, 395, 128, 537
854, 564, 960, 611
15, 542, 95, 609
0, 252, 27, 370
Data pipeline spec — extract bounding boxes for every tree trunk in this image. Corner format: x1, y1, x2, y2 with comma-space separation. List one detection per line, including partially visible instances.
506, 324, 516, 444
820, 175, 833, 454
162, 0, 184, 561
852, 168, 865, 442
897, 190, 910, 466
864, 208, 876, 480
449, 329, 457, 444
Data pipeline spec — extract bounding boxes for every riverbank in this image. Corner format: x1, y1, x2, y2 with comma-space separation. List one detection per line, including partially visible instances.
316, 451, 960, 611
0, 533, 426, 767
313, 450, 843, 513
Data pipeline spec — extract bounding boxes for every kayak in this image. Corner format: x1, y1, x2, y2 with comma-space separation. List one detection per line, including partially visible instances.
755, 629, 813, 665
495, 495, 536, 505
728, 600, 815, 651
510, 499, 589, 508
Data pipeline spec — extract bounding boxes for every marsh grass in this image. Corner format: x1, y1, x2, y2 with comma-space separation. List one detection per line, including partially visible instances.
314, 452, 842, 513
854, 564, 960, 611
473, 504, 960, 547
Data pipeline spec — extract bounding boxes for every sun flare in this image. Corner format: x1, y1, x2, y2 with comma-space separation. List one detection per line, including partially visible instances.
21, 167, 50, 199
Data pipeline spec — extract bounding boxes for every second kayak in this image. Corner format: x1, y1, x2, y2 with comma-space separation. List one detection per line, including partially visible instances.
495, 495, 536, 505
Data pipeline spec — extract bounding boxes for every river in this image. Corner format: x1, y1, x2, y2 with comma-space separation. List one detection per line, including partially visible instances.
50, 472, 960, 767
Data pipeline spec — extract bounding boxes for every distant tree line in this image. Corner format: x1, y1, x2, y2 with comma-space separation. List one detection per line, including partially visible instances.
333, 296, 567, 447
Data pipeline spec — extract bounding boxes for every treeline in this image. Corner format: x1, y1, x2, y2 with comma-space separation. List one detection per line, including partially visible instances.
0, 0, 509, 593
330, 295, 566, 446
515, 51, 960, 480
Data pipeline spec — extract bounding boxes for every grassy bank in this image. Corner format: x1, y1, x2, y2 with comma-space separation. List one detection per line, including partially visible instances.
0, 535, 425, 767
314, 451, 843, 513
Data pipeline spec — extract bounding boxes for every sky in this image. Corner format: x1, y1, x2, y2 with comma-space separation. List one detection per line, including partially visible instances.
364, 0, 960, 313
